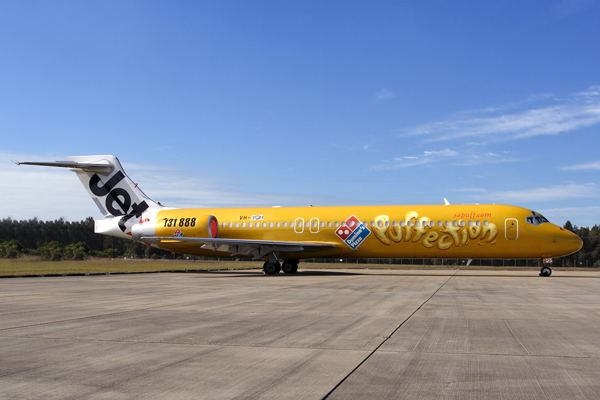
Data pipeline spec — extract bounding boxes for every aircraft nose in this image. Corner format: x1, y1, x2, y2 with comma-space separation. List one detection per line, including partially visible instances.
558, 229, 583, 256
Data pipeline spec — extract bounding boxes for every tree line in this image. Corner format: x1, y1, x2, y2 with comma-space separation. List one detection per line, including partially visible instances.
0, 217, 598, 267
0, 217, 172, 260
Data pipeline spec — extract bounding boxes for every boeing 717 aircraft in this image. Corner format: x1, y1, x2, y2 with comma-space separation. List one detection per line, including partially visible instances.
15, 155, 582, 276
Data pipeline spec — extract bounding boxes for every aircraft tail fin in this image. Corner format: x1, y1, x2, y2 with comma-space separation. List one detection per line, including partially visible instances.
14, 155, 161, 220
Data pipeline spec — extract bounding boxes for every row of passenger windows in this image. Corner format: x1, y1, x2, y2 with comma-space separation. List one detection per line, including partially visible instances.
221, 220, 490, 229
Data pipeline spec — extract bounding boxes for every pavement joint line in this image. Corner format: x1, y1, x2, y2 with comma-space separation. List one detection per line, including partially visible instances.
375, 349, 595, 359
321, 270, 458, 400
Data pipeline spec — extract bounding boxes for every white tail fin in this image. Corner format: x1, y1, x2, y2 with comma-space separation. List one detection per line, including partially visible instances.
14, 155, 162, 234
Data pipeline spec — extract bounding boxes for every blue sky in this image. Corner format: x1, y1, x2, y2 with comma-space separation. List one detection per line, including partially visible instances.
1, 1, 600, 227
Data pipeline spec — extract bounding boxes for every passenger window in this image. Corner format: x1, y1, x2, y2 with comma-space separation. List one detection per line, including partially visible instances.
392, 221, 397, 227
438, 221, 442, 227
415, 221, 420, 227
222, 222, 226, 228
327, 221, 332, 227
349, 221, 355, 227
385, 221, 389, 227
249, 222, 253, 228
276, 222, 280, 228
262, 222, 267, 228
445, 221, 450, 227
228, 222, 233, 228
468, 221, 473, 227
320, 221, 324, 227
235, 222, 239, 228
334, 221, 339, 227
342, 221, 346, 227
484, 220, 489, 226
283, 222, 287, 228
242, 222, 246, 228
407, 221, 412, 227
460, 221, 465, 227
400, 221, 405, 227
452, 221, 457, 227
370, 221, 375, 227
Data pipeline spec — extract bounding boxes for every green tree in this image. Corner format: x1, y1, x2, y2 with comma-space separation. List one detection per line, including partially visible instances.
64, 242, 90, 260
101, 248, 121, 258
36, 241, 65, 261
0, 240, 23, 258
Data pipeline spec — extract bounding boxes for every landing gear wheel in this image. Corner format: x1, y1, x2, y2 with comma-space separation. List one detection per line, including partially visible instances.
263, 261, 281, 275
282, 260, 299, 274
540, 266, 552, 277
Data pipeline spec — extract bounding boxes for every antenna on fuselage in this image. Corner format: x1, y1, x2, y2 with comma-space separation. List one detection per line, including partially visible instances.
443, 198, 450, 205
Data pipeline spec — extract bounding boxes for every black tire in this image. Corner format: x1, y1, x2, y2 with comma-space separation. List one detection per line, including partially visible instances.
540, 266, 552, 277
282, 260, 298, 274
263, 261, 281, 275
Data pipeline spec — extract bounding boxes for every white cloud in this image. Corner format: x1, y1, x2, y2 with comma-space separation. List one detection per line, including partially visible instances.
372, 148, 459, 170
375, 88, 395, 102
465, 183, 598, 203
561, 160, 600, 171
578, 85, 600, 97
0, 152, 329, 221
539, 205, 600, 227
400, 87, 600, 144
423, 149, 459, 157
547, 0, 596, 21
451, 154, 519, 167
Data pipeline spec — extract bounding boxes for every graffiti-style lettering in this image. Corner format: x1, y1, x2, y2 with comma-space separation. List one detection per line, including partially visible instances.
372, 212, 498, 250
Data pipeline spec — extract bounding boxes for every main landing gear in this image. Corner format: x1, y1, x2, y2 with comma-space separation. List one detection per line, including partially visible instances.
263, 259, 298, 275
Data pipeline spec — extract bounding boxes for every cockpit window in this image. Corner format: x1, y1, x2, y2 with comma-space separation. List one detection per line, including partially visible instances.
526, 211, 549, 226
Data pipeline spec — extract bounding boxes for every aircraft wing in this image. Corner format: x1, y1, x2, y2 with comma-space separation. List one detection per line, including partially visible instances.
143, 236, 337, 258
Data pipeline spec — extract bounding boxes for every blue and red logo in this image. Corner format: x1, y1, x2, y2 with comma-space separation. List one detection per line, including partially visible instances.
335, 215, 370, 249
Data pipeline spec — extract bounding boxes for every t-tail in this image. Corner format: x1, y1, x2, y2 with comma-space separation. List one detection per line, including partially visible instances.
13, 155, 165, 238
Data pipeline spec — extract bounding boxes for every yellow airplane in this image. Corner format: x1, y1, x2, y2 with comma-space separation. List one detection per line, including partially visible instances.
15, 155, 582, 277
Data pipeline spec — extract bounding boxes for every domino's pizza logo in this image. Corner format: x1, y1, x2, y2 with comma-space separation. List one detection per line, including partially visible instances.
335, 215, 370, 250
173, 229, 184, 238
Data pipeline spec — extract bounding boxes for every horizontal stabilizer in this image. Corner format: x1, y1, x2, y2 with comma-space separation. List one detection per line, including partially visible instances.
13, 160, 112, 172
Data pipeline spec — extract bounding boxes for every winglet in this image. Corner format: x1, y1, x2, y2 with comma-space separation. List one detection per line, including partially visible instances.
444, 198, 450, 205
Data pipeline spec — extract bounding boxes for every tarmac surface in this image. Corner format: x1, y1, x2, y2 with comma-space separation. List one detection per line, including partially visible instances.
1, 268, 600, 399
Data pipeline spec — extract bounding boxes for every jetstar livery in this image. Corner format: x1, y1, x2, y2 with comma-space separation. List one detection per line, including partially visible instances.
15, 155, 582, 276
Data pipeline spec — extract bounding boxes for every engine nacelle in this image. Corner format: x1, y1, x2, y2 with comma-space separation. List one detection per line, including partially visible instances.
131, 209, 219, 241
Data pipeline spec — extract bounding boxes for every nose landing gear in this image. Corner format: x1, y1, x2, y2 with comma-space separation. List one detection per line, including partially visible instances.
539, 265, 552, 277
